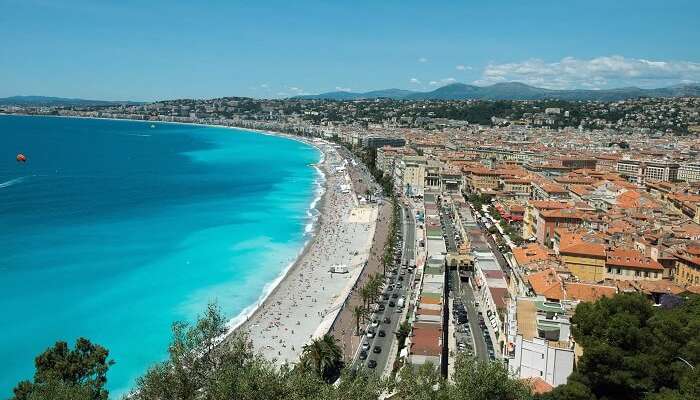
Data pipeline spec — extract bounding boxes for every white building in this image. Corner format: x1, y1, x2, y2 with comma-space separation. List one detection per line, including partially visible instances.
395, 155, 426, 197
678, 162, 700, 183
506, 297, 575, 388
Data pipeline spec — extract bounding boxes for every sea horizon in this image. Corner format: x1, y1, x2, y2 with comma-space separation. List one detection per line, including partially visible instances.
0, 115, 322, 397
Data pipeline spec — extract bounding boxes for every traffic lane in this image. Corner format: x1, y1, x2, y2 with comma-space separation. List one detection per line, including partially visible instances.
355, 272, 412, 372
402, 206, 415, 264
372, 270, 412, 372
440, 211, 458, 252
452, 272, 489, 361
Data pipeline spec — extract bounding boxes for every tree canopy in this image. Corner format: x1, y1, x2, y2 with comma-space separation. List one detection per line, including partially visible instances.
540, 293, 700, 400
12, 338, 113, 400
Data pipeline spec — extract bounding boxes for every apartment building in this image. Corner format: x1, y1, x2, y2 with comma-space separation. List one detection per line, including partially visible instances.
395, 155, 426, 197
616, 159, 679, 184
506, 297, 575, 388
605, 249, 664, 281
678, 162, 700, 183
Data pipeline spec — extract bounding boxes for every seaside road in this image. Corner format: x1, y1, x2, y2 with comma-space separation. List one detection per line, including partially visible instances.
352, 266, 415, 374
350, 202, 415, 374
329, 201, 392, 361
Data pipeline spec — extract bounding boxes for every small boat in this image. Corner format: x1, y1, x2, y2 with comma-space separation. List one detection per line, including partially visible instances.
150, 124, 156, 128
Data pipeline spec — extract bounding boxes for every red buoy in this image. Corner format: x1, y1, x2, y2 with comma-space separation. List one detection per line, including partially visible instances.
16, 153, 26, 163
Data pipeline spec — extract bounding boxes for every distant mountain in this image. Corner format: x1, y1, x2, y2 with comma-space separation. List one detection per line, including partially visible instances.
294, 82, 700, 102
0, 96, 143, 107
295, 88, 418, 100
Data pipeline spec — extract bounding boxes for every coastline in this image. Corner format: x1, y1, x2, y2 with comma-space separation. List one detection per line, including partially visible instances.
221, 142, 328, 335
222, 139, 377, 364
1, 114, 367, 365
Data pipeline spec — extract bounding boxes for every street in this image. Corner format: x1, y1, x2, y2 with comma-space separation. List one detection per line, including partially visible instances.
351, 201, 416, 374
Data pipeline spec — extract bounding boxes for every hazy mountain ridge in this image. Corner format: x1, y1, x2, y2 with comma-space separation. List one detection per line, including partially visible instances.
295, 82, 700, 101
0, 96, 144, 107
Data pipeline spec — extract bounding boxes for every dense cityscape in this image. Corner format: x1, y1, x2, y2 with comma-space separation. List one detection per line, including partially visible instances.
3, 93, 699, 399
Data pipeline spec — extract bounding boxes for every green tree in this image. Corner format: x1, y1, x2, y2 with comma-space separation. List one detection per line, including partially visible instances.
449, 355, 533, 400
12, 338, 114, 400
394, 362, 447, 400
299, 334, 344, 383
361, 286, 372, 309
352, 305, 367, 335
132, 302, 227, 400
395, 321, 412, 351
543, 293, 700, 400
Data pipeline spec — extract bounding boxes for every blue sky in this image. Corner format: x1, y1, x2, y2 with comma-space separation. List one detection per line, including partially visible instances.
1, 0, 699, 101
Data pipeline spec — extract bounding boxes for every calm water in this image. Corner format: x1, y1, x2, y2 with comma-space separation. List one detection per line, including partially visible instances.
0, 115, 320, 397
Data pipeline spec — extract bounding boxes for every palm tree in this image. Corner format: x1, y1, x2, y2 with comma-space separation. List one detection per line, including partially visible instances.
352, 305, 365, 335
300, 335, 343, 382
322, 334, 343, 362
360, 285, 371, 309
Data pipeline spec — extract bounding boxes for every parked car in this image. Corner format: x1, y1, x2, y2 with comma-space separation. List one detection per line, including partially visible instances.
359, 350, 368, 360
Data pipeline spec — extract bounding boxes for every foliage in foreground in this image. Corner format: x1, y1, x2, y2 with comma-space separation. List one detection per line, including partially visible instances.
11, 338, 113, 400
541, 293, 700, 400
13, 294, 699, 400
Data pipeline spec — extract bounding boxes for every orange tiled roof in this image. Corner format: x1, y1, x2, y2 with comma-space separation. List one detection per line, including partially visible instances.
528, 200, 570, 210
527, 269, 565, 300
564, 282, 616, 302
512, 244, 552, 266
606, 249, 664, 271
560, 241, 606, 258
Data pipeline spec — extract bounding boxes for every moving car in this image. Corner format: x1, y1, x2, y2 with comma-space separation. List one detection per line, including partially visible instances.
373, 346, 382, 354
367, 360, 377, 369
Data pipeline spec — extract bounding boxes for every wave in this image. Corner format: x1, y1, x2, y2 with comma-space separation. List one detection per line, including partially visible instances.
0, 177, 26, 189
222, 142, 328, 337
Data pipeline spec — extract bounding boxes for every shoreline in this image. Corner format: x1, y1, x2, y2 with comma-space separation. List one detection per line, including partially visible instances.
2, 113, 362, 363
222, 145, 329, 335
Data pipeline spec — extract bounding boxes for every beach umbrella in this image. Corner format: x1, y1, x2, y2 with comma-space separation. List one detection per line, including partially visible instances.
16, 153, 27, 163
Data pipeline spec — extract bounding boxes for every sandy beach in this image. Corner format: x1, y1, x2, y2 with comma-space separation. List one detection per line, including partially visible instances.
225, 139, 379, 364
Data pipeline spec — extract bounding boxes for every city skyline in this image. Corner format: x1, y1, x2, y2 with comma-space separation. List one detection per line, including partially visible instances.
2, 0, 700, 101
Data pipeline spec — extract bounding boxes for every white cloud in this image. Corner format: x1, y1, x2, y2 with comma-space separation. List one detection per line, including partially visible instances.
418, 57, 428, 63
429, 77, 457, 86
335, 86, 352, 92
456, 65, 472, 71
286, 86, 310, 96
474, 55, 700, 89
409, 78, 421, 84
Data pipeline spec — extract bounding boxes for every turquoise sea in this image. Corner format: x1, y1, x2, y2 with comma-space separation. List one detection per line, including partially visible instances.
0, 115, 321, 397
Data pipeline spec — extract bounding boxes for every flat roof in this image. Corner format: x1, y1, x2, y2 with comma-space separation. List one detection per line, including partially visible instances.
411, 322, 442, 356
